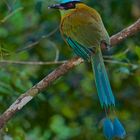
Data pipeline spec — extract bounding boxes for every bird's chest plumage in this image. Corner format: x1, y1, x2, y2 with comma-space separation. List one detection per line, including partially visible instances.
60, 8, 110, 48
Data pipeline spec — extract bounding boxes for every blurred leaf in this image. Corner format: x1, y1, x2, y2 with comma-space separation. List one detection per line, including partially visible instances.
118, 67, 130, 75
0, 27, 8, 38
35, 0, 43, 14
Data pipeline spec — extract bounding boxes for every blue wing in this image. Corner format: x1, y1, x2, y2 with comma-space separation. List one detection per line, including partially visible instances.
66, 37, 91, 61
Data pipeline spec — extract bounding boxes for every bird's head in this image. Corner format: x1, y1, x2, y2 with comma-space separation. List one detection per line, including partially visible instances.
48, 0, 82, 10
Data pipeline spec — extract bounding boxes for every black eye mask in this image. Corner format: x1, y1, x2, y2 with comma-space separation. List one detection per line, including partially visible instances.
60, 1, 82, 10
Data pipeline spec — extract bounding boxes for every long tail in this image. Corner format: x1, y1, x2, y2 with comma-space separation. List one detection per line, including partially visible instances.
91, 47, 126, 140
65, 37, 126, 139
91, 47, 115, 108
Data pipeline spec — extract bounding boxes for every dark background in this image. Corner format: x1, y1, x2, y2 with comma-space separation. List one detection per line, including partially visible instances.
0, 0, 140, 139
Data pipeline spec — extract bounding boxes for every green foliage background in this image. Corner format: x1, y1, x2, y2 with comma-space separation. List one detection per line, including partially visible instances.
0, 0, 140, 139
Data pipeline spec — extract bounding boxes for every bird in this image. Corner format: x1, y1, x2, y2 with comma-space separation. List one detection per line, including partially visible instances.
49, 0, 126, 139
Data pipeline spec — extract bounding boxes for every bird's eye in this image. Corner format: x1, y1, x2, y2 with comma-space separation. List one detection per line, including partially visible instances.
61, 2, 76, 10
66, 3, 74, 8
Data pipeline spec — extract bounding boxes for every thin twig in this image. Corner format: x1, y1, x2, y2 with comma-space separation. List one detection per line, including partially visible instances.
0, 60, 67, 65
16, 27, 59, 52
0, 59, 139, 68
104, 59, 140, 68
0, 18, 140, 129
0, 7, 24, 24
47, 40, 60, 62
2, 0, 12, 12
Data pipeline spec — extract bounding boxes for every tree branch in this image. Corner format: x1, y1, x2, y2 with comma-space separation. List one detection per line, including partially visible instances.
111, 18, 140, 45
0, 60, 67, 65
0, 18, 140, 129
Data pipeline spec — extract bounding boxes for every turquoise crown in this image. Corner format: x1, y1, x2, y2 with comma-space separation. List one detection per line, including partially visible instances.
55, 0, 81, 4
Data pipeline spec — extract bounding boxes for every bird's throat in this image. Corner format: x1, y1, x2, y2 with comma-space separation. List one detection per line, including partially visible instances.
59, 9, 75, 18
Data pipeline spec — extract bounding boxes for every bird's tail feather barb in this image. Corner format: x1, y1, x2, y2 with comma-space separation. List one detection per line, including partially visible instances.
91, 47, 115, 108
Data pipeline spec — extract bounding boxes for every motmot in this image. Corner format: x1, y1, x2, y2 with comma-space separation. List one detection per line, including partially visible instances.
49, 0, 126, 139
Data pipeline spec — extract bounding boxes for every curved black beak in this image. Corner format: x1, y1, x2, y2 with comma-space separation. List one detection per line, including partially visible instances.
48, 4, 63, 9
